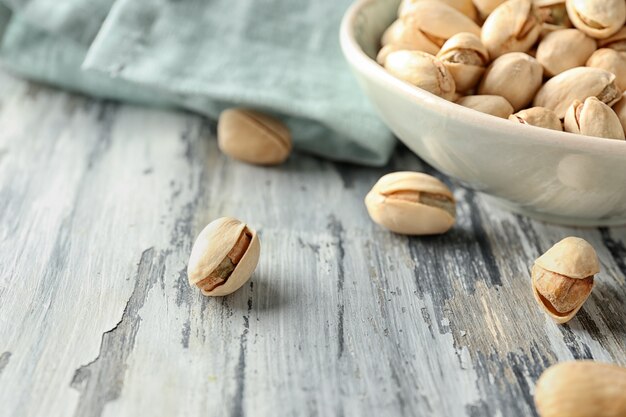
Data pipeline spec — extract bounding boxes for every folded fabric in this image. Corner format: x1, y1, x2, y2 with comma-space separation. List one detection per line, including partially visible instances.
0, 0, 396, 166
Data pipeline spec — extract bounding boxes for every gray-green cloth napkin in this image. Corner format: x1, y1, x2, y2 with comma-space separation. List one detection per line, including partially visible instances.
0, 0, 396, 166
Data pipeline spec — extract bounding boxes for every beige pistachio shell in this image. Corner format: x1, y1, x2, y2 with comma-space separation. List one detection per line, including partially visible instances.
586, 48, 626, 91
612, 92, 626, 136
218, 109, 292, 165
598, 26, 626, 52
566, 0, 626, 39
456, 95, 515, 118
508, 107, 563, 130
437, 32, 489, 91
535, 361, 626, 417
564, 97, 626, 140
533, 67, 621, 118
365, 171, 455, 235
478, 52, 543, 111
535, 237, 600, 279
535, 0, 571, 31
381, 19, 438, 55
187, 217, 261, 296
535, 29, 597, 76
399, 0, 477, 21
472, 0, 506, 18
384, 50, 457, 100
481, 0, 542, 59
377, 44, 406, 65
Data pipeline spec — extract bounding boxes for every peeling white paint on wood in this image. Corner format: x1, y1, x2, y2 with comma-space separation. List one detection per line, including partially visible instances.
0, 71, 625, 417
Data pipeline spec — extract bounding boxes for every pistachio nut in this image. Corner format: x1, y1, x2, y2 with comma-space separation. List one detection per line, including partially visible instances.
384, 50, 457, 100
563, 97, 625, 140
398, 0, 477, 21
597, 27, 626, 52
383, 1, 481, 55
478, 52, 543, 110
481, 0, 542, 59
218, 109, 292, 165
364, 171, 456, 235
586, 48, 626, 91
531, 237, 599, 324
472, 0, 506, 19
187, 217, 261, 296
535, 29, 597, 77
612, 92, 626, 135
533, 67, 621, 118
566, 0, 626, 39
535, 0, 571, 32
377, 44, 406, 65
437, 32, 489, 92
456, 95, 515, 118
508, 107, 563, 130
535, 361, 626, 417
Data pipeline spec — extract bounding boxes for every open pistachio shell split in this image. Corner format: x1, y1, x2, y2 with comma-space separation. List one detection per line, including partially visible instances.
398, 0, 477, 21
535, 0, 571, 33
566, 0, 626, 39
481, 0, 542, 58
508, 107, 562, 130
437, 32, 489, 92
533, 66, 621, 118
586, 48, 626, 91
535, 29, 597, 77
456, 95, 514, 118
478, 52, 543, 111
531, 237, 599, 324
563, 97, 625, 140
384, 50, 457, 100
472, 0, 506, 19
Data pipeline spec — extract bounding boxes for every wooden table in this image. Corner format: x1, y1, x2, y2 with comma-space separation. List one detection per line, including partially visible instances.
0, 70, 625, 417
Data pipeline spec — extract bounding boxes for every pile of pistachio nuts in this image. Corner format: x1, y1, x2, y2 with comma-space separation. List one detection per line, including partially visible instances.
378, 0, 626, 140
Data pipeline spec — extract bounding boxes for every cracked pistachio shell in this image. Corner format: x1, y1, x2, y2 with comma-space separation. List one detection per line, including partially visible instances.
478, 52, 543, 110
566, 0, 626, 39
535, 361, 626, 417
564, 97, 626, 140
508, 107, 563, 130
187, 217, 260, 296
399, 0, 477, 20
598, 27, 626, 52
384, 50, 457, 100
535, 237, 600, 278
612, 91, 626, 135
586, 48, 626, 91
365, 172, 456, 235
536, 29, 597, 76
472, 0, 506, 18
383, 1, 481, 55
535, 0, 571, 32
481, 0, 542, 58
456, 95, 514, 118
437, 32, 489, 91
533, 67, 621, 118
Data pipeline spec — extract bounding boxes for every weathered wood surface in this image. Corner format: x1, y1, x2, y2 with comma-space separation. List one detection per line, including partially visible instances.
0, 69, 625, 417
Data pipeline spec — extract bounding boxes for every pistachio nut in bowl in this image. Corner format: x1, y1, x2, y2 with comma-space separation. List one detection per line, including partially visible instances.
340, 0, 626, 226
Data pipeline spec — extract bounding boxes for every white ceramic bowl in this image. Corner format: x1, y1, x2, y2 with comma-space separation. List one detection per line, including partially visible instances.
340, 0, 626, 226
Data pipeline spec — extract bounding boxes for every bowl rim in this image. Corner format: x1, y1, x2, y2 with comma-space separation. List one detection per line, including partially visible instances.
339, 0, 626, 155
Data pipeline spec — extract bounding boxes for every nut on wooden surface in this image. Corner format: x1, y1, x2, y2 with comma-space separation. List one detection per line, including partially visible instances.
218, 108, 292, 165
187, 217, 260, 296
531, 237, 599, 323
365, 171, 456, 235
535, 361, 626, 417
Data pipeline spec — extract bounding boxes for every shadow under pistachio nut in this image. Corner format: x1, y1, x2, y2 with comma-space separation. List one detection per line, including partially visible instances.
535, 29, 597, 77
533, 66, 621, 118
384, 50, 456, 100
436, 32, 489, 92
456, 95, 514, 118
398, 0, 477, 21
586, 48, 626, 91
472, 0, 506, 19
365, 171, 456, 235
508, 107, 562, 130
565, 0, 626, 39
564, 97, 625, 140
187, 217, 260, 296
218, 108, 292, 166
598, 27, 626, 52
478, 52, 543, 111
535, 361, 626, 417
480, 0, 542, 59
612, 91, 626, 135
383, 1, 481, 56
531, 237, 599, 324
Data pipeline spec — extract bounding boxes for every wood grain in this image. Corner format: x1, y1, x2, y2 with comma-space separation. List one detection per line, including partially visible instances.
0, 70, 624, 417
